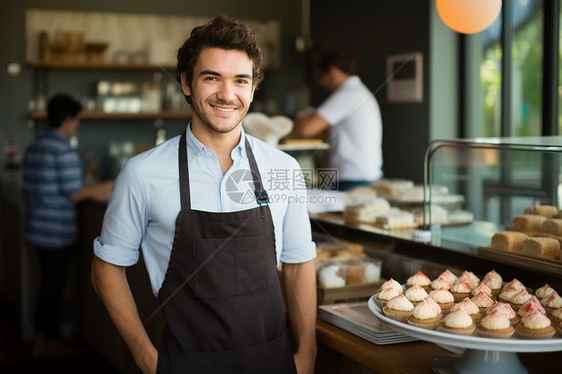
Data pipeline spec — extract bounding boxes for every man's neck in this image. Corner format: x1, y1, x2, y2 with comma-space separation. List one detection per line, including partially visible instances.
190, 120, 241, 157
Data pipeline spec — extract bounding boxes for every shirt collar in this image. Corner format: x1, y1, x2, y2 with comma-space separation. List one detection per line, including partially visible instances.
46, 128, 69, 143
185, 122, 247, 161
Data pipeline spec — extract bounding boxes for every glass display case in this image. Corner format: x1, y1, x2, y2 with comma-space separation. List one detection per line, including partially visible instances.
424, 136, 562, 276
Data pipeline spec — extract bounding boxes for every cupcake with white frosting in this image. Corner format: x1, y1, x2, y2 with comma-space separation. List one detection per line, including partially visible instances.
406, 271, 431, 291
450, 280, 472, 302
477, 310, 515, 339
404, 285, 429, 305
429, 288, 455, 314
471, 283, 493, 299
548, 307, 562, 325
485, 301, 520, 325
429, 275, 451, 291
481, 270, 503, 297
375, 288, 400, 309
451, 297, 483, 322
509, 289, 532, 311
541, 292, 562, 312
458, 271, 480, 289
470, 291, 494, 312
518, 295, 546, 318
535, 284, 556, 300
379, 278, 403, 294
438, 310, 476, 336
407, 296, 443, 330
383, 294, 414, 322
516, 311, 556, 339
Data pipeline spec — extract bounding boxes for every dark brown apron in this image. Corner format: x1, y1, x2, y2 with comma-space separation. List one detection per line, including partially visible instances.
155, 130, 296, 374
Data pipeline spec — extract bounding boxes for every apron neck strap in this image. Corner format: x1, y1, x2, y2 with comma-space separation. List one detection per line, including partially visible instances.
178, 130, 269, 211
245, 137, 269, 206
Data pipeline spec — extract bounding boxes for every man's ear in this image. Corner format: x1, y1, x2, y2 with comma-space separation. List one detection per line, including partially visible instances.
180, 72, 191, 96
250, 82, 257, 102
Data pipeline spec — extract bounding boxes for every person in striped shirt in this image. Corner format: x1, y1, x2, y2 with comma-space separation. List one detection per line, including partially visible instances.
22, 93, 113, 356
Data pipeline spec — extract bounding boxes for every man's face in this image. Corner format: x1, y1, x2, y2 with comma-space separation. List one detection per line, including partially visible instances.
182, 47, 256, 134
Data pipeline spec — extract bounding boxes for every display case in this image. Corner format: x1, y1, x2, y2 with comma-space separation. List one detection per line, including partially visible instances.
423, 136, 562, 277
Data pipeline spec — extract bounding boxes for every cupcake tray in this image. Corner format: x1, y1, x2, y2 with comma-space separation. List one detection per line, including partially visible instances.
368, 295, 562, 374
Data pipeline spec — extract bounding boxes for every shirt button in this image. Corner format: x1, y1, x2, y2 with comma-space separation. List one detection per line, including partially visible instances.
207, 152, 212, 156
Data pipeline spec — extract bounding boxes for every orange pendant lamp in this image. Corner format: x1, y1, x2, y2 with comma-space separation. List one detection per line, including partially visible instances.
436, 0, 502, 34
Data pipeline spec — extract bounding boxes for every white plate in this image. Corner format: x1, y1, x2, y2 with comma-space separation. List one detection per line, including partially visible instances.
368, 295, 562, 352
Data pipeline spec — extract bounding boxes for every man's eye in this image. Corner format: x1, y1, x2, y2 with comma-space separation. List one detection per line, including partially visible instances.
205, 76, 218, 81
236, 79, 249, 85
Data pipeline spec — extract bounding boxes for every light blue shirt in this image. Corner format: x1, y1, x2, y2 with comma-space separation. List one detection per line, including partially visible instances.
94, 124, 316, 295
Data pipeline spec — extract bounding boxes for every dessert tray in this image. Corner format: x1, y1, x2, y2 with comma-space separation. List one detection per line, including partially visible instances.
368, 295, 562, 374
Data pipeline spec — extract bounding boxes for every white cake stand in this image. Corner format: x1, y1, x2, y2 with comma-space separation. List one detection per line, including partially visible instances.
367, 296, 562, 374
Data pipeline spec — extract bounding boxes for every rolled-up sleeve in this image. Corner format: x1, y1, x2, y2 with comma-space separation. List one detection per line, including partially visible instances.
279, 159, 316, 264
93, 158, 148, 266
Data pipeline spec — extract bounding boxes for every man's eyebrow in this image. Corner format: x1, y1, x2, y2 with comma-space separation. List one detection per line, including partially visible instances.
199, 70, 252, 79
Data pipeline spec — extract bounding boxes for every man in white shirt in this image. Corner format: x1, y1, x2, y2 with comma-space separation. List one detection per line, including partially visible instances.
91, 16, 316, 374
291, 50, 383, 191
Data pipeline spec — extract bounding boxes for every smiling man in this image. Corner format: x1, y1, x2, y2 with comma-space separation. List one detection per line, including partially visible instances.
91, 16, 317, 374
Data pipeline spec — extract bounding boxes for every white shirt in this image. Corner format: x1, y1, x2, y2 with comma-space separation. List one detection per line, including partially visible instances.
94, 124, 316, 295
317, 75, 383, 181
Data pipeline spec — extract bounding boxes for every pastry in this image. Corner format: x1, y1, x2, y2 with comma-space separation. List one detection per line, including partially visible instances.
412, 205, 448, 226
343, 198, 390, 223
450, 280, 472, 302
471, 283, 493, 299
372, 179, 414, 198
522, 237, 560, 260
485, 301, 520, 325
407, 296, 443, 330
498, 283, 521, 303
375, 288, 400, 309
375, 208, 415, 228
437, 269, 458, 286
438, 310, 476, 336
451, 297, 483, 322
318, 264, 345, 288
405, 271, 431, 291
540, 292, 562, 312
428, 288, 455, 314
470, 291, 494, 312
480, 270, 503, 296
502, 278, 526, 292
380, 278, 403, 294
512, 214, 547, 231
516, 312, 556, 339
548, 307, 562, 324
345, 186, 378, 205
446, 210, 474, 224
541, 218, 562, 236
509, 289, 532, 311
524, 205, 558, 218
518, 295, 546, 317
535, 284, 556, 299
457, 271, 480, 289
476, 310, 515, 339
430, 275, 451, 291
383, 294, 414, 322
490, 231, 528, 252
345, 265, 365, 285
404, 285, 429, 305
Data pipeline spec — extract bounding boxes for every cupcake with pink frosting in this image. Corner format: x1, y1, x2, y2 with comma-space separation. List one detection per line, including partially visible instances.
481, 270, 503, 297
477, 310, 515, 339
518, 295, 546, 318
516, 311, 556, 339
502, 278, 526, 293
509, 289, 532, 311
407, 296, 443, 330
541, 292, 562, 312
535, 284, 556, 300
498, 283, 523, 304
470, 291, 494, 312
406, 271, 431, 291
471, 283, 493, 299
438, 310, 476, 336
458, 271, 480, 289
485, 302, 520, 325
451, 297, 483, 322
430, 269, 457, 291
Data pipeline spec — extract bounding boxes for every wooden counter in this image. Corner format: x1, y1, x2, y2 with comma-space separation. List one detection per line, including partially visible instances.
316, 319, 562, 374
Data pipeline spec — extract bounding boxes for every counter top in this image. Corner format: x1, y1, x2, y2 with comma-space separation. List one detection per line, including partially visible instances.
317, 319, 562, 373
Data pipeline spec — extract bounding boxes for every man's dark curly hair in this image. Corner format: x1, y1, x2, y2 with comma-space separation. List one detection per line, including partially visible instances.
317, 50, 358, 76
176, 15, 264, 104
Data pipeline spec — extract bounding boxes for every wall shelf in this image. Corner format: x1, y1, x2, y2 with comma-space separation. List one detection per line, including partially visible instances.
29, 110, 191, 120
29, 61, 176, 70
